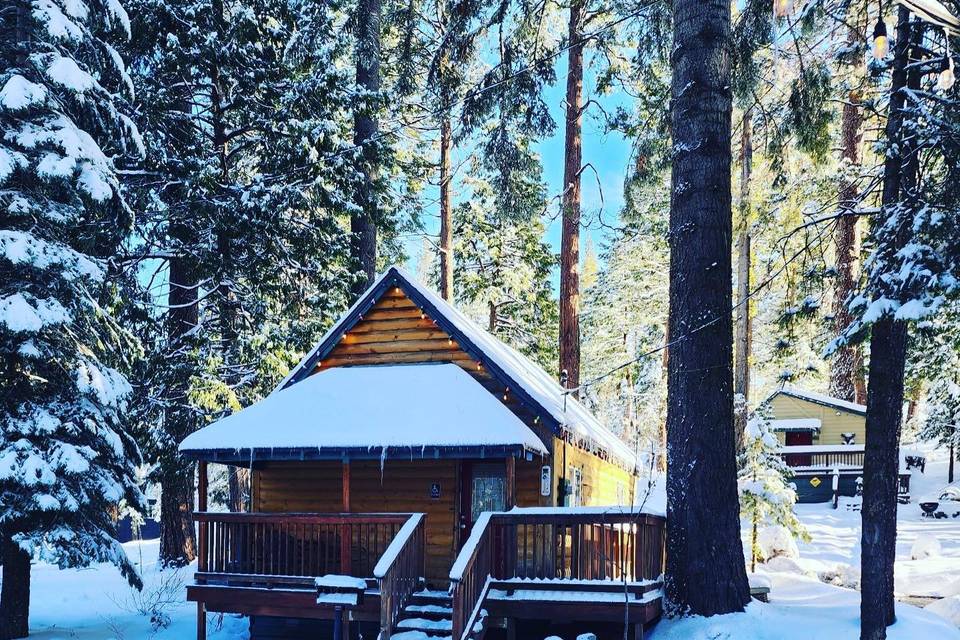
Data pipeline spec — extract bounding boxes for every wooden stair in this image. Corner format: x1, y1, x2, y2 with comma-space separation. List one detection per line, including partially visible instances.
391, 591, 455, 639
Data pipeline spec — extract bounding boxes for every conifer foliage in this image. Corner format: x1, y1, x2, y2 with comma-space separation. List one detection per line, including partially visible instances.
0, 0, 145, 636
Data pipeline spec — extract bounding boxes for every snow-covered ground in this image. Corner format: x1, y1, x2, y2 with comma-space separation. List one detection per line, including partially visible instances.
18, 443, 959, 639
25, 539, 247, 640
650, 572, 959, 640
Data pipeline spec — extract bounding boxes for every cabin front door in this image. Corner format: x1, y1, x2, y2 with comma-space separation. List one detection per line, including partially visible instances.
458, 461, 506, 549
785, 431, 813, 466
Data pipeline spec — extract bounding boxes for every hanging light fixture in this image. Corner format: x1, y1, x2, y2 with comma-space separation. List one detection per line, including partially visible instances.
774, 0, 794, 18
873, 17, 890, 59
939, 33, 956, 90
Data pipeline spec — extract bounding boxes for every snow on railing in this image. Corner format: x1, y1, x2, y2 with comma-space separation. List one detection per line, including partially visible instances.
374, 513, 426, 640
449, 507, 666, 640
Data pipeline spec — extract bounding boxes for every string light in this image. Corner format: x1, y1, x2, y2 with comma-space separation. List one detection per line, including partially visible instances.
873, 17, 889, 59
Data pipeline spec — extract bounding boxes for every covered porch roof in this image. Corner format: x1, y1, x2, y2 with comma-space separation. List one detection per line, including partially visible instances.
179, 363, 549, 464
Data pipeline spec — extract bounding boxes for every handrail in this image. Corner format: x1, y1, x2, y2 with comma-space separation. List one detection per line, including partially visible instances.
194, 512, 410, 523
449, 509, 666, 640
195, 511, 411, 580
375, 513, 426, 640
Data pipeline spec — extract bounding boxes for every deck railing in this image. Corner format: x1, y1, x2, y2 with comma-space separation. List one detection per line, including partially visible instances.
777, 445, 865, 468
195, 512, 411, 583
449, 509, 666, 640
374, 513, 426, 640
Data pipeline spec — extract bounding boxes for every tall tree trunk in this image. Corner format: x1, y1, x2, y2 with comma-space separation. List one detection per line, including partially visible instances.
949, 442, 955, 484
439, 115, 454, 300
352, 0, 381, 296
831, 31, 866, 404
0, 534, 30, 640
559, 0, 584, 395
734, 107, 753, 449
210, 0, 246, 515
665, 0, 749, 616
861, 9, 916, 639
159, 250, 199, 565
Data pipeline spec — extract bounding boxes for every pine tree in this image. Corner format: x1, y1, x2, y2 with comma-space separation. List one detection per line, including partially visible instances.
128, 0, 357, 564
665, 0, 750, 615
739, 407, 808, 572
0, 0, 145, 635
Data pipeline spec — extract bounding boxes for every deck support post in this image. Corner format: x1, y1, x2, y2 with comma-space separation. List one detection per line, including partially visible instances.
196, 602, 206, 640
506, 617, 516, 640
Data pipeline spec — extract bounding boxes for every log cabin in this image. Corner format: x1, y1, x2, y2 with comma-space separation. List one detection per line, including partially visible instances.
178, 266, 665, 640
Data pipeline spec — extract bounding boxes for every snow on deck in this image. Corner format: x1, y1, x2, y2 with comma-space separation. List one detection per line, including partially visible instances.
179, 363, 547, 455
315, 574, 368, 590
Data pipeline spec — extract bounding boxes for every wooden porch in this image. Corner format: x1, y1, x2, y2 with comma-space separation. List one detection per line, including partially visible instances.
187, 510, 425, 639
186, 506, 666, 640
449, 508, 665, 640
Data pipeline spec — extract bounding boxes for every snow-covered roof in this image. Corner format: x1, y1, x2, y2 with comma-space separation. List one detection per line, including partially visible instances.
179, 363, 548, 458
769, 418, 822, 432
277, 266, 638, 468
773, 384, 866, 416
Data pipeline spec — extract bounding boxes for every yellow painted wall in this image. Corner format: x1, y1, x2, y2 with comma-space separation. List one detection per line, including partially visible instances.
552, 438, 635, 507
769, 394, 866, 445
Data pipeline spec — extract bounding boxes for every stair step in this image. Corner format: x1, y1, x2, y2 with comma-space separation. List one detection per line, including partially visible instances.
408, 590, 453, 607
390, 632, 452, 640
403, 603, 454, 619
397, 617, 454, 633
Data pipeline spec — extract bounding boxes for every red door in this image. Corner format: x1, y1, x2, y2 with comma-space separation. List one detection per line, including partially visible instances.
785, 431, 813, 466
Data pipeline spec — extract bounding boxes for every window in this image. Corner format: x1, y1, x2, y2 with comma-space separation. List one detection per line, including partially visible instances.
568, 467, 583, 507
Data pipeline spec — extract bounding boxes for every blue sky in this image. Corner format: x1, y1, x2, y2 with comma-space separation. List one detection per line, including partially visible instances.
404, 61, 635, 286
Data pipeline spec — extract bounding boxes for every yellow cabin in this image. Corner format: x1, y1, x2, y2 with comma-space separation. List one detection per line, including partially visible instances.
766, 386, 866, 447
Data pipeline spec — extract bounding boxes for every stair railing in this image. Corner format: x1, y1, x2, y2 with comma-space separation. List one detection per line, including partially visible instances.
449, 508, 667, 640
374, 513, 426, 640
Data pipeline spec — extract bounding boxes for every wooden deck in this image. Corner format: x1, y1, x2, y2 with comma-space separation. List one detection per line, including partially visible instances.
186, 509, 666, 640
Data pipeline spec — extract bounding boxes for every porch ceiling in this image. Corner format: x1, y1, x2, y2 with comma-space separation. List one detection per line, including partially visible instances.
179, 363, 549, 463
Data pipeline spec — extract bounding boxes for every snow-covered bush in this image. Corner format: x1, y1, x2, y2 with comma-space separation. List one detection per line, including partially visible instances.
758, 525, 800, 561
818, 563, 861, 589
763, 556, 814, 577
739, 405, 810, 570
911, 534, 942, 560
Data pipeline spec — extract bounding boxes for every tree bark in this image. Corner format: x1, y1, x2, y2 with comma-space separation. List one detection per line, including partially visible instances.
734, 107, 753, 449
439, 115, 454, 300
0, 534, 30, 640
860, 9, 915, 639
831, 33, 866, 404
352, 0, 381, 296
159, 248, 199, 565
559, 0, 584, 395
665, 0, 750, 616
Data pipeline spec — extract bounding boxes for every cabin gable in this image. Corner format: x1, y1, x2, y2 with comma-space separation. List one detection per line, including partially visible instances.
769, 392, 867, 445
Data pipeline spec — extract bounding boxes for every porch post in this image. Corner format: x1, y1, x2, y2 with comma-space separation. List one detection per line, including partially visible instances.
505, 456, 516, 509
197, 602, 206, 640
341, 460, 352, 574
197, 461, 208, 573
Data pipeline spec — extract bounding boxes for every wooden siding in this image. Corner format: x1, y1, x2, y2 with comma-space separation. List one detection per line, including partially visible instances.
554, 438, 635, 507
769, 394, 866, 445
254, 460, 454, 583
314, 287, 554, 447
